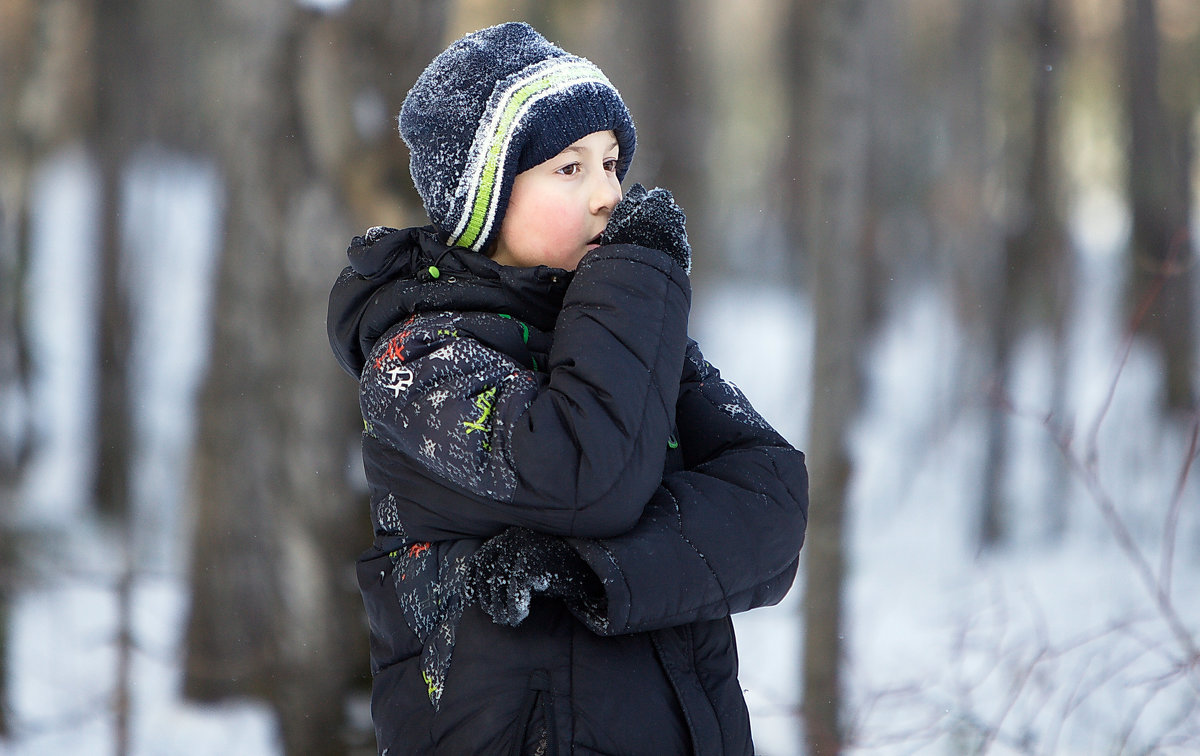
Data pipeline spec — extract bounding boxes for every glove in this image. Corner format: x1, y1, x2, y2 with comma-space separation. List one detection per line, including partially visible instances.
359, 225, 398, 246
467, 527, 603, 627
597, 183, 691, 273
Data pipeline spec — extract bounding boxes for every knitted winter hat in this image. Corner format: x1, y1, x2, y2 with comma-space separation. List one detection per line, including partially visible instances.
399, 22, 636, 253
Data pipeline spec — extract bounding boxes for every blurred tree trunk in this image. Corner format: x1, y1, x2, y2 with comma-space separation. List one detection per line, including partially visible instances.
1123, 0, 1195, 412
980, 0, 1070, 548
0, 5, 37, 483
780, 0, 820, 288
635, 0, 713, 270
92, 0, 138, 526
954, 0, 1007, 550
0, 0, 96, 737
184, 1, 446, 752
0, 1, 36, 737
90, 3, 141, 741
779, 0, 820, 744
937, 0, 1005, 551
1024, 0, 1072, 540
601, 0, 714, 276
0, 182, 22, 736
801, 1, 872, 753
185, 1, 354, 751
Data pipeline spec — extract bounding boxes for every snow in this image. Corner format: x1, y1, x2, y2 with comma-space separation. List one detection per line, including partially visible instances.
6, 146, 280, 756
9, 568, 279, 755
121, 148, 222, 571
6, 144, 1199, 754
294, 0, 351, 13
21, 146, 101, 526
696, 199, 1198, 753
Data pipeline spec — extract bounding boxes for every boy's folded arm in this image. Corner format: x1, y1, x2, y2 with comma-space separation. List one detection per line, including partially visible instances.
562, 347, 809, 635
506, 244, 691, 537
360, 244, 691, 540
567, 445, 809, 635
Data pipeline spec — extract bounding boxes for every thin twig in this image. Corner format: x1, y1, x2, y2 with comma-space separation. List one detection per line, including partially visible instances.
1081, 268, 1165, 470
1052, 437, 1200, 670
1160, 412, 1200, 595
1004, 236, 1200, 681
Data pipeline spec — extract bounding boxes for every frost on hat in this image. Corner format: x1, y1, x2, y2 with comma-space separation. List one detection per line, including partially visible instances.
399, 22, 637, 253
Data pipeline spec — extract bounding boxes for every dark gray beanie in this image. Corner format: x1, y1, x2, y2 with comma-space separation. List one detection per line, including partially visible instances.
399, 22, 637, 253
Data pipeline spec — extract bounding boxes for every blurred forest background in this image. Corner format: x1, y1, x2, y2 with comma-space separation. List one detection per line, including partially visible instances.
1, 0, 1198, 753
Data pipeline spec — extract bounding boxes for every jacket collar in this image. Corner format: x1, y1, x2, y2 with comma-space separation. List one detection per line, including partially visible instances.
329, 226, 573, 378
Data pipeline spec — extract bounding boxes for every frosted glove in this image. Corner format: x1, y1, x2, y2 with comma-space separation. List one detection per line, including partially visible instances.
347, 225, 400, 259
359, 225, 398, 245
467, 527, 602, 627
597, 183, 691, 273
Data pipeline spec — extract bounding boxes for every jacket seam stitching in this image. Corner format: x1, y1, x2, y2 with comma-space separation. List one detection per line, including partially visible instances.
768, 453, 809, 531
667, 484, 731, 614
594, 539, 632, 631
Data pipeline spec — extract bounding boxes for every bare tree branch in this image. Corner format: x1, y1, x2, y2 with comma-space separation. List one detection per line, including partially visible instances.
1160, 413, 1200, 595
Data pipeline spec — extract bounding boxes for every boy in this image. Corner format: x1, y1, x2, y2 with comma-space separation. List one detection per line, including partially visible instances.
328, 22, 808, 755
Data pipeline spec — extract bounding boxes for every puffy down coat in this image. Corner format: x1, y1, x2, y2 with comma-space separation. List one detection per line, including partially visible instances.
328, 226, 808, 755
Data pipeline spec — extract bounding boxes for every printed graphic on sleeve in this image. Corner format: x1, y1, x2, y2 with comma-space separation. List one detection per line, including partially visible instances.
360, 312, 541, 502
462, 386, 498, 449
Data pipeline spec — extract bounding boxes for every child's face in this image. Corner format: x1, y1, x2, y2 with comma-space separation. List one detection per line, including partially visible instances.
491, 130, 623, 271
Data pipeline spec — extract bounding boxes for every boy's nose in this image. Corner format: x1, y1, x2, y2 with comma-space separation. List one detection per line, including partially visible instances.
591, 178, 622, 216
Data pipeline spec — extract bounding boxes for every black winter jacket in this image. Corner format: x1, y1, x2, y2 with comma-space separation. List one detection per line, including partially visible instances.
328, 226, 808, 755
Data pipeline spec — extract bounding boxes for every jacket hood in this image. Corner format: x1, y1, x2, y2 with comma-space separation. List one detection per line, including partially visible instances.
328, 225, 572, 378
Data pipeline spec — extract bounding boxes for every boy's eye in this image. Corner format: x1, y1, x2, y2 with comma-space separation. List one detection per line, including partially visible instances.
557, 163, 581, 176
603, 158, 619, 172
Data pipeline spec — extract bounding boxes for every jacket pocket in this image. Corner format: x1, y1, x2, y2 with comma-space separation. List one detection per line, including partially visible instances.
513, 669, 557, 756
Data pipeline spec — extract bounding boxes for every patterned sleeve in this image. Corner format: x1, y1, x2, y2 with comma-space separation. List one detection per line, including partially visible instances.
361, 311, 540, 506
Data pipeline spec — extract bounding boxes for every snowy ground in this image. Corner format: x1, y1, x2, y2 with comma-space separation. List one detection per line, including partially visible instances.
5, 151, 1198, 755
708, 190, 1200, 755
